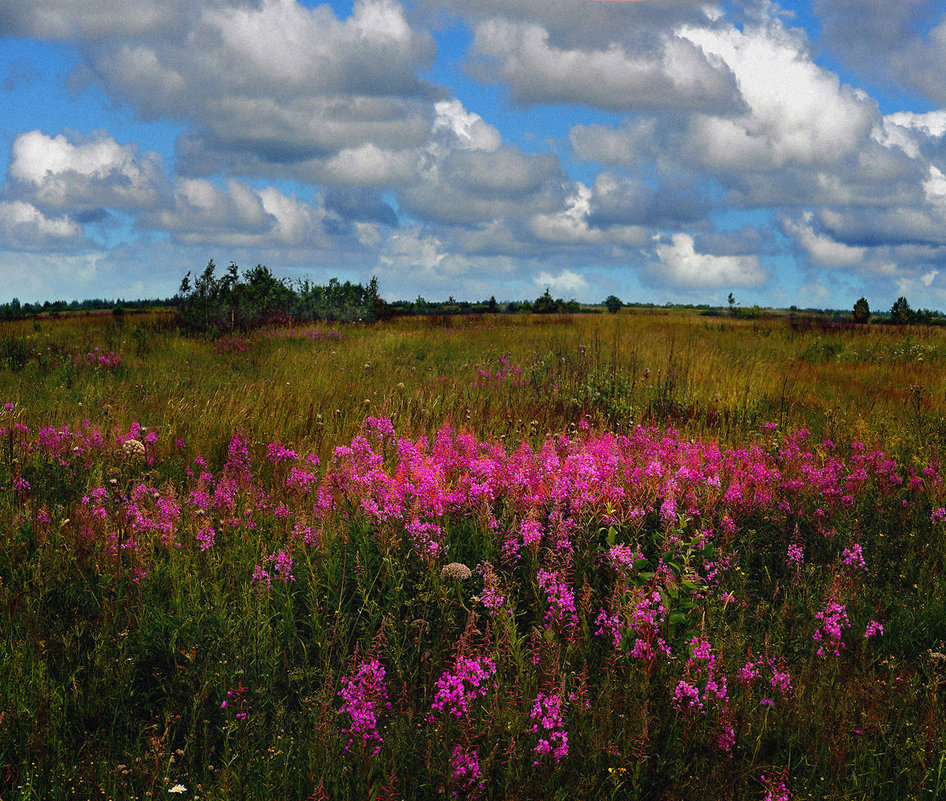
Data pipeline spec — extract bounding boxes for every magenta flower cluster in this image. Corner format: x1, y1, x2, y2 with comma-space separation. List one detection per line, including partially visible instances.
673, 636, 728, 717
338, 658, 390, 755
7, 402, 939, 781
430, 655, 497, 721
530, 691, 568, 764
472, 355, 523, 390
75, 347, 123, 369
786, 542, 804, 567
760, 772, 791, 801
841, 543, 867, 572
536, 568, 578, 631
450, 745, 481, 793
813, 601, 851, 657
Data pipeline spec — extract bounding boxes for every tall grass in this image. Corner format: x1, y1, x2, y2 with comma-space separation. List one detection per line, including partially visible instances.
0, 311, 944, 800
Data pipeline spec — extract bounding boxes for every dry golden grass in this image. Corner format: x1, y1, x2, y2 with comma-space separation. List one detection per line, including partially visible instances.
3, 309, 944, 460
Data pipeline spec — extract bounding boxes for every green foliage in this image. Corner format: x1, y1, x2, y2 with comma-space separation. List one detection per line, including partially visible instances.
604, 295, 623, 314
175, 261, 387, 333
891, 296, 913, 325
853, 296, 870, 324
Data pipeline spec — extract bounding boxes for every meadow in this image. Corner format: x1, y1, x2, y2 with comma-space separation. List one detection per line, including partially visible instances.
0, 309, 944, 800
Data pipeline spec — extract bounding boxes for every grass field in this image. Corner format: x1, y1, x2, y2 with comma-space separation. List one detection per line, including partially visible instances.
1, 310, 944, 800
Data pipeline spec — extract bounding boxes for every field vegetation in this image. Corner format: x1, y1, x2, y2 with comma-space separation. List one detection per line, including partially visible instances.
0, 308, 944, 800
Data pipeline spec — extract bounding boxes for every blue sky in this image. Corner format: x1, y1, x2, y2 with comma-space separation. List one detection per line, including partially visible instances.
1, 0, 945, 309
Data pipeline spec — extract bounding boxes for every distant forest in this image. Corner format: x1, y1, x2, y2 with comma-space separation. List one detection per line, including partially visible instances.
1, 260, 943, 328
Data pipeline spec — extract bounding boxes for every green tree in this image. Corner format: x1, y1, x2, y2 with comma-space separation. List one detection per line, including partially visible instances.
890, 296, 913, 325
534, 288, 561, 314
852, 297, 870, 324
604, 295, 623, 314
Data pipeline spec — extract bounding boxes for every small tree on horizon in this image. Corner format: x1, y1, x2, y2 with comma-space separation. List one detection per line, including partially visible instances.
891, 296, 913, 325
853, 297, 870, 324
604, 295, 623, 314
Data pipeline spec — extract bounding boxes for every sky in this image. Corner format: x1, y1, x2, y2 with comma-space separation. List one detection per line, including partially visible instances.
1, 0, 945, 309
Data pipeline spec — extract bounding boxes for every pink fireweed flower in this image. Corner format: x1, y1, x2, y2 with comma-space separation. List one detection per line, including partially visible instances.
363, 415, 396, 443
673, 680, 703, 714
338, 658, 390, 755
75, 348, 123, 369
536, 569, 578, 631
738, 659, 760, 687
476, 562, 507, 615
286, 465, 319, 493
841, 542, 867, 572
500, 530, 522, 563
450, 745, 481, 795
814, 601, 851, 657
293, 521, 319, 547
674, 636, 728, 717
628, 591, 672, 661
659, 496, 678, 529
251, 564, 271, 588
864, 619, 884, 638
450, 745, 482, 795
221, 685, 251, 720
196, 525, 215, 551
760, 772, 791, 801
270, 549, 295, 582
530, 691, 568, 764
429, 655, 497, 721
770, 663, 793, 697
786, 542, 804, 567
223, 433, 252, 485
406, 518, 446, 563
479, 583, 506, 613
520, 519, 543, 550
717, 723, 736, 752
266, 442, 298, 464
605, 544, 643, 576
595, 608, 623, 649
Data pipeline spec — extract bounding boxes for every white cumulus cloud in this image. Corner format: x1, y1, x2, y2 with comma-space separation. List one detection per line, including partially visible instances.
679, 19, 877, 170
470, 18, 741, 112
653, 232, 765, 288
535, 269, 588, 297
0, 200, 84, 250
9, 129, 165, 211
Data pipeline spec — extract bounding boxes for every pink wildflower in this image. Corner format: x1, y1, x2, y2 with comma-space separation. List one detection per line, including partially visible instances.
338, 658, 390, 755
814, 601, 851, 657
530, 691, 568, 764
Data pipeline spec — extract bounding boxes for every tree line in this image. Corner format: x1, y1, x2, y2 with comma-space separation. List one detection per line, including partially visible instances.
3, 260, 944, 329
0, 295, 175, 320
851, 296, 944, 325
175, 261, 387, 332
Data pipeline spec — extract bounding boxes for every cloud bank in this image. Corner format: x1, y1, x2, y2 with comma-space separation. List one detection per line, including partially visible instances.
1, 0, 945, 308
